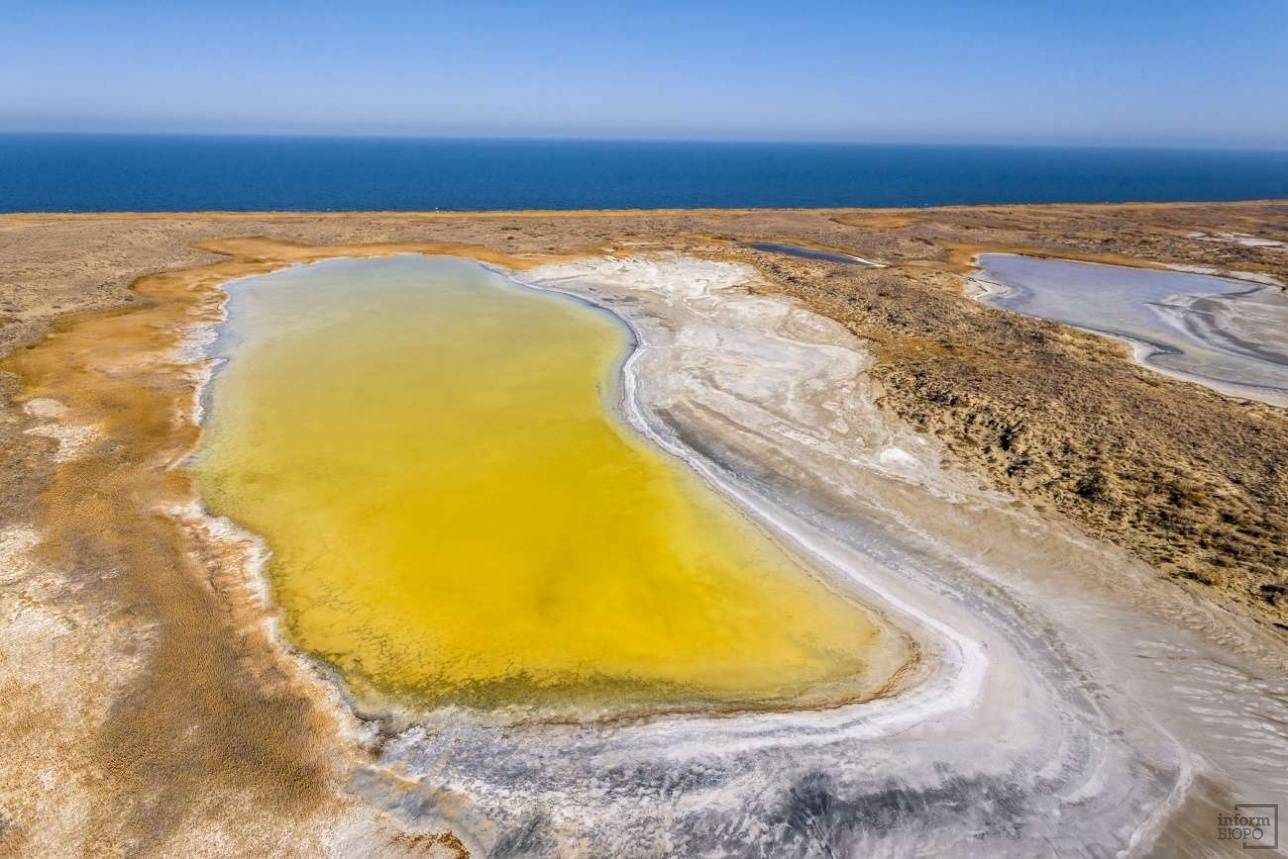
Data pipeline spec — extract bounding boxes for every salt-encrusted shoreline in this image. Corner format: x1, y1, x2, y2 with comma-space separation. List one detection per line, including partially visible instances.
342, 255, 1288, 856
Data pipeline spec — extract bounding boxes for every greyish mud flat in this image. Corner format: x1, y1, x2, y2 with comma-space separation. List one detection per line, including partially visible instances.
970, 253, 1288, 406
1, 206, 1287, 857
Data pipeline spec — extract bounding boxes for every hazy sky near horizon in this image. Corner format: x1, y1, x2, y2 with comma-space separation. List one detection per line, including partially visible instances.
3, 1, 1286, 148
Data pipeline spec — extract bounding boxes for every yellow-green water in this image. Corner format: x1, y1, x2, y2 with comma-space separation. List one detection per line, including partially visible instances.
196, 256, 883, 714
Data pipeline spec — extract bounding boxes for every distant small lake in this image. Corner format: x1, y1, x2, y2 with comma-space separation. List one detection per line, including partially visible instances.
745, 242, 876, 265
973, 253, 1288, 405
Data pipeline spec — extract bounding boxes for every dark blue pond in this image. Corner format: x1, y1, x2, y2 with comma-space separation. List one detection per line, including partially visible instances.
745, 242, 874, 265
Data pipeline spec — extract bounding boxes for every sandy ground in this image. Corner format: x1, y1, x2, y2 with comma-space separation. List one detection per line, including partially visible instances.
0, 203, 1286, 854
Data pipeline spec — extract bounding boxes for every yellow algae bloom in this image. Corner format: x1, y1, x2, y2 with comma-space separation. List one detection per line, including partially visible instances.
195, 256, 886, 716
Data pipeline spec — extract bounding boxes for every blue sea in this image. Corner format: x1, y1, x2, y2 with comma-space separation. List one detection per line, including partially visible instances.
3, 134, 1288, 212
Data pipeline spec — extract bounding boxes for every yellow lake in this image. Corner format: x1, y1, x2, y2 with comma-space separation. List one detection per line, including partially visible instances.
195, 256, 886, 715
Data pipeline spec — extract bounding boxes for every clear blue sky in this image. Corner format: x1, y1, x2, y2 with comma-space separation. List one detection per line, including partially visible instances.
3, 0, 1285, 148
